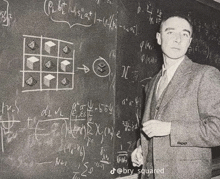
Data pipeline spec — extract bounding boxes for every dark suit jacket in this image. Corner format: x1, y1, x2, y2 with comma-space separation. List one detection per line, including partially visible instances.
140, 56, 220, 179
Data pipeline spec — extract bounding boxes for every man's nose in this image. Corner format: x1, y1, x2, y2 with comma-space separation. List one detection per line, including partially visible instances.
174, 33, 181, 43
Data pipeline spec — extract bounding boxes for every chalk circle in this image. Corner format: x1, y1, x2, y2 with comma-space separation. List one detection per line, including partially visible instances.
92, 57, 111, 77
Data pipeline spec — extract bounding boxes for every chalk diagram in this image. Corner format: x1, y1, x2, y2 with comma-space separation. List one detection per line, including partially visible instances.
77, 56, 111, 78
92, 56, 111, 78
21, 35, 75, 92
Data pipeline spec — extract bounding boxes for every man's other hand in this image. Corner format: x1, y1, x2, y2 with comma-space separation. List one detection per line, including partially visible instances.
142, 120, 171, 138
131, 145, 143, 167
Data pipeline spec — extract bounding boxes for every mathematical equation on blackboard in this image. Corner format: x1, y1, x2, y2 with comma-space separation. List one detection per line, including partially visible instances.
0, 99, 120, 178
0, 0, 12, 27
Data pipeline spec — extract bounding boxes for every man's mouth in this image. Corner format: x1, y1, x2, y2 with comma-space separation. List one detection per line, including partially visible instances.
171, 47, 180, 50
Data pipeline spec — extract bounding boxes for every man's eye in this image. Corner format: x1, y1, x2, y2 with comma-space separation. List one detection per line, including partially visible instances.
167, 31, 173, 34
183, 33, 189, 37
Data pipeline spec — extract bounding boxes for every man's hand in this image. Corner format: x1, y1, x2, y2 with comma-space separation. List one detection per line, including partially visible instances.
142, 120, 171, 138
131, 145, 143, 167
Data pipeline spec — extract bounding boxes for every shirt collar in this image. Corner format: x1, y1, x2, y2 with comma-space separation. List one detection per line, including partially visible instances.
162, 57, 185, 82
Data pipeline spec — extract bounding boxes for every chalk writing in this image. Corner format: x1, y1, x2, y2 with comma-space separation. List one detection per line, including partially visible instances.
41, 105, 64, 117
72, 172, 81, 179
95, 0, 114, 5
77, 64, 90, 73
121, 66, 142, 82
44, 0, 138, 35
141, 54, 157, 64
137, 1, 162, 24
116, 141, 136, 164
70, 101, 113, 119
0, 0, 12, 27
55, 157, 68, 166
121, 66, 130, 79
24, 100, 116, 159
44, 0, 115, 29
122, 120, 138, 132
118, 24, 138, 35
192, 19, 220, 46
60, 143, 86, 162
0, 100, 20, 152
94, 161, 105, 170
44, 0, 93, 28
116, 151, 128, 164
188, 38, 210, 59
100, 146, 110, 164
126, 140, 137, 153
0, 98, 116, 179
140, 40, 154, 52
121, 96, 141, 107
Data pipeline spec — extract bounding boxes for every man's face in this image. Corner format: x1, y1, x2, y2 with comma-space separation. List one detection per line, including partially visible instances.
156, 16, 192, 60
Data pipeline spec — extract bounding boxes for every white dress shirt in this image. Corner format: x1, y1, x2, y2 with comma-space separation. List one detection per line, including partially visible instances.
156, 57, 185, 97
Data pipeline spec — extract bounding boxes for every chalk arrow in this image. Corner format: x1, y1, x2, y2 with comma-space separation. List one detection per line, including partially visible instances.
77, 64, 90, 73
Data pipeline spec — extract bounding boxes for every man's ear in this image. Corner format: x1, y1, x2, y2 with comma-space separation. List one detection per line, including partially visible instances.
156, 32, 161, 45
189, 37, 192, 44
187, 37, 192, 48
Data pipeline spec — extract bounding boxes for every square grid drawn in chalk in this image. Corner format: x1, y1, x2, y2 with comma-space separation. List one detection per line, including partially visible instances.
21, 35, 75, 92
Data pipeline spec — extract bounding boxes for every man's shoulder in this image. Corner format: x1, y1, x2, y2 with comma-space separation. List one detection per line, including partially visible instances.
189, 60, 220, 83
191, 60, 219, 73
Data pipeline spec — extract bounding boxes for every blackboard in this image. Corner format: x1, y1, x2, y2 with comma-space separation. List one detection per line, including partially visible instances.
0, 0, 117, 178
1, 0, 220, 179
114, 0, 162, 177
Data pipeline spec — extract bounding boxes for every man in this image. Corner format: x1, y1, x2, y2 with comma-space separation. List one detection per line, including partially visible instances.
131, 13, 220, 179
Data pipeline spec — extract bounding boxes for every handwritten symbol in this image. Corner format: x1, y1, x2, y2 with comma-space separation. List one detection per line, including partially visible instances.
92, 57, 111, 78
0, 0, 12, 27
44, 0, 93, 28
121, 66, 130, 79
77, 64, 90, 73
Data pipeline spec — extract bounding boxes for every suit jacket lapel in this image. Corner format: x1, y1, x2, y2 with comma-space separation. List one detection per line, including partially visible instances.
142, 71, 162, 124
158, 57, 193, 112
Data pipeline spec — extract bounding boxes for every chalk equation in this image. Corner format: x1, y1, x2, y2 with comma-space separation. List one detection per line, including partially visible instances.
44, 0, 138, 35
0, 99, 116, 152
137, 0, 162, 25
21, 35, 75, 92
116, 141, 136, 164
0, 100, 20, 152
193, 19, 220, 46
121, 66, 140, 83
0, 99, 119, 178
0, 0, 12, 27
188, 38, 210, 59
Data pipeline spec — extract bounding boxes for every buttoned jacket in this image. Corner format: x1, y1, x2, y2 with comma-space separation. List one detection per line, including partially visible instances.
140, 56, 220, 179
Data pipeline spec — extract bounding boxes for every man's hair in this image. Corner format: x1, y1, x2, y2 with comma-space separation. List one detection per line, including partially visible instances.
159, 12, 193, 37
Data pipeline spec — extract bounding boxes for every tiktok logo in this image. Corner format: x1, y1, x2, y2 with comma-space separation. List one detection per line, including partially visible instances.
110, 168, 116, 174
